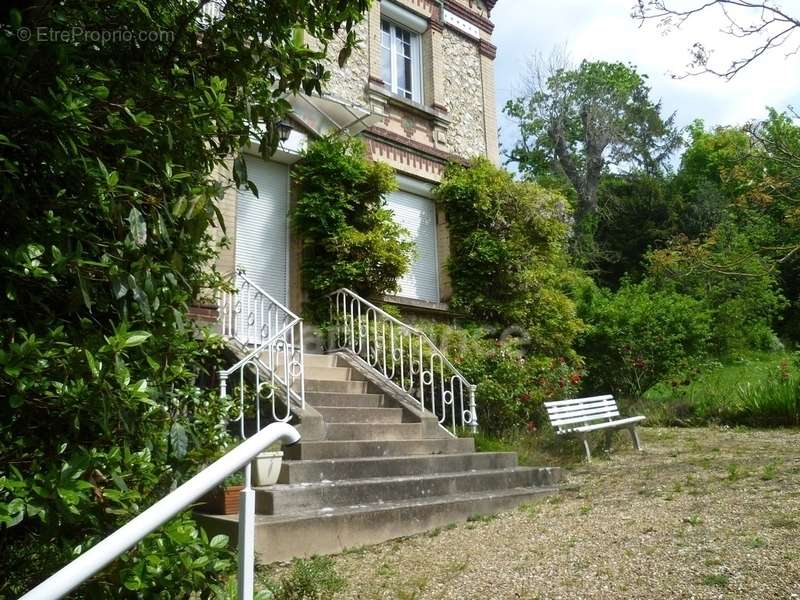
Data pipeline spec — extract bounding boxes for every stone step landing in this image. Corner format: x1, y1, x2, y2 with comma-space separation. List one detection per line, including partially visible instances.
197, 351, 562, 562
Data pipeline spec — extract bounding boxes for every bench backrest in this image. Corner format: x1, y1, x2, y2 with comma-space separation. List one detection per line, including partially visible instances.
544, 395, 619, 433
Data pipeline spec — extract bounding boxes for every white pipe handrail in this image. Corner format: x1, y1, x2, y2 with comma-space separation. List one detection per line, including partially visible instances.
21, 422, 301, 600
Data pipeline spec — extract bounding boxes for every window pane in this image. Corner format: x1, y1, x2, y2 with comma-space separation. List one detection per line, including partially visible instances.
382, 46, 392, 85
381, 20, 391, 48
402, 55, 412, 98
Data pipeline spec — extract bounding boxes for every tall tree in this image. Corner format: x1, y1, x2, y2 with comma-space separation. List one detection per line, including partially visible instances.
633, 1, 800, 79
505, 58, 680, 227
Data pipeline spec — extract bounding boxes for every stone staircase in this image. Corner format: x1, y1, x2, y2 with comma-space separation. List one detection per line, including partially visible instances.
197, 353, 562, 563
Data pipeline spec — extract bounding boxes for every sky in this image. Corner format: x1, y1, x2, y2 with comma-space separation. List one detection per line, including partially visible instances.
491, 0, 800, 159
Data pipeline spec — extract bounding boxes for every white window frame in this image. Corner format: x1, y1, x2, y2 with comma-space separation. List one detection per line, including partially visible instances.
380, 8, 424, 104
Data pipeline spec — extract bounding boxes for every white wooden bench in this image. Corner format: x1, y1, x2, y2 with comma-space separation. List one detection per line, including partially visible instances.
544, 395, 646, 460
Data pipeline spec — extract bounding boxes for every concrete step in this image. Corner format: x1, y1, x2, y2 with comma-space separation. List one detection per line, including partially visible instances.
316, 406, 403, 424
283, 437, 475, 460
196, 485, 558, 563
306, 391, 387, 408
277, 353, 338, 368
278, 452, 518, 483
305, 379, 369, 394
303, 366, 352, 381
325, 423, 422, 441
256, 467, 559, 514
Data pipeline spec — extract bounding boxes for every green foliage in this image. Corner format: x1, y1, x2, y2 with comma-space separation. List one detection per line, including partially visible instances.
292, 136, 413, 320
259, 556, 346, 600
116, 513, 235, 597
420, 322, 583, 436
641, 352, 800, 427
0, 0, 369, 594
436, 158, 583, 357
576, 280, 713, 398
647, 222, 787, 354
593, 174, 679, 287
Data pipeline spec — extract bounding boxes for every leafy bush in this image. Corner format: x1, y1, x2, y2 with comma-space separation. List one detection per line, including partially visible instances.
117, 513, 235, 596
435, 158, 583, 357
420, 322, 583, 436
577, 280, 713, 398
641, 352, 800, 427
647, 224, 787, 354
260, 556, 345, 600
0, 0, 370, 594
292, 136, 414, 321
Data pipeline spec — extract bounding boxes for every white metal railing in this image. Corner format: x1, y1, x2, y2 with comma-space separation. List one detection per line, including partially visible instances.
328, 288, 477, 435
20, 422, 301, 600
219, 269, 305, 430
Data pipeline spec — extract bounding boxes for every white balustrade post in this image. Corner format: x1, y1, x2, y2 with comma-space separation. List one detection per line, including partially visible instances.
299, 324, 305, 409
469, 384, 478, 434
219, 372, 228, 400
237, 463, 256, 600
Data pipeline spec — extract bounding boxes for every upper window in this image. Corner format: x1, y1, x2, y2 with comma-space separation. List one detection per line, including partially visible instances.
380, 19, 422, 103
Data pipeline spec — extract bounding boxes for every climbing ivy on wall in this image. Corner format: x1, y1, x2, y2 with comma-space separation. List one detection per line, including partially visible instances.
435, 158, 584, 358
292, 135, 414, 321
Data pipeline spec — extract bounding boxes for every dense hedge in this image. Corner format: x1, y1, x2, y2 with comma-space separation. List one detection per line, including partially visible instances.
435, 158, 583, 358
0, 1, 369, 595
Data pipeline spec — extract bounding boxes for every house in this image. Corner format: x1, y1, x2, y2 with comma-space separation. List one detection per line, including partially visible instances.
210, 0, 501, 318
195, 0, 562, 563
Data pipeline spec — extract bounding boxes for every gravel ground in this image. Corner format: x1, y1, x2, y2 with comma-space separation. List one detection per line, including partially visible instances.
317, 427, 800, 600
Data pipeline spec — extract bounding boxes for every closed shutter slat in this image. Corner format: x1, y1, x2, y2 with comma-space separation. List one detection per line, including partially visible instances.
386, 190, 439, 302
235, 158, 289, 336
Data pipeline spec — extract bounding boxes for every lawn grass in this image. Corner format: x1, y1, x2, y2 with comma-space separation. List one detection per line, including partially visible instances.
633, 350, 800, 427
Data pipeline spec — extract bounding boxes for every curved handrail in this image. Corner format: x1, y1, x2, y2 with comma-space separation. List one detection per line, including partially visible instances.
221, 319, 298, 377
21, 423, 301, 600
327, 288, 477, 434
219, 268, 305, 429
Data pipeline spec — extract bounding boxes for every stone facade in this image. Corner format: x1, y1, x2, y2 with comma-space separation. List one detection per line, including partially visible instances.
440, 28, 486, 159
317, 0, 499, 179
208, 0, 500, 315
322, 20, 371, 107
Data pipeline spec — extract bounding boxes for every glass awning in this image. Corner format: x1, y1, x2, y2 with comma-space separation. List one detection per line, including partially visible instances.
289, 94, 381, 137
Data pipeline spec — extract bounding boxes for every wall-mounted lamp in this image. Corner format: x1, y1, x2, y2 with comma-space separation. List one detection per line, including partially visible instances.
277, 122, 293, 143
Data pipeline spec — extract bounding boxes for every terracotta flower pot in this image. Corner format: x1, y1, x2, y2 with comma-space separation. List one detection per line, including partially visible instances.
199, 485, 243, 515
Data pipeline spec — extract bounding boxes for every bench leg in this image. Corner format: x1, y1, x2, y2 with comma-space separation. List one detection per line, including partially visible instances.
580, 434, 592, 461
628, 426, 642, 452
604, 429, 613, 452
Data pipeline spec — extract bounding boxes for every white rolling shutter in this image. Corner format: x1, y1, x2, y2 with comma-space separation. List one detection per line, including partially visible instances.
386, 190, 440, 302
235, 156, 289, 310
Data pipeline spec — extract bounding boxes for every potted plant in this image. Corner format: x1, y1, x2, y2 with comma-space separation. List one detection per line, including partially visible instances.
199, 472, 244, 515
253, 442, 284, 486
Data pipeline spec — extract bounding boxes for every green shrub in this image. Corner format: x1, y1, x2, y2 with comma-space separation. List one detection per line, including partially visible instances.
260, 556, 345, 600
435, 158, 583, 356
640, 352, 800, 427
736, 364, 800, 427
577, 280, 713, 398
0, 0, 371, 593
117, 513, 235, 596
292, 136, 414, 321
648, 223, 787, 355
420, 322, 583, 436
